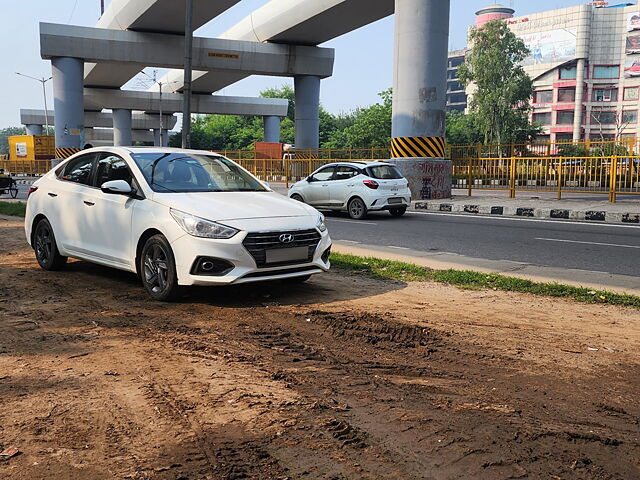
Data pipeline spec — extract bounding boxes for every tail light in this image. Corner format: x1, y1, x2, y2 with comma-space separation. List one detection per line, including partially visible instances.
363, 180, 379, 189
27, 186, 38, 198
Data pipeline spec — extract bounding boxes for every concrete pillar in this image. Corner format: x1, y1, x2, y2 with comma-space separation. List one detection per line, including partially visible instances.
112, 109, 132, 146
573, 6, 591, 142
391, 0, 451, 200
263, 115, 281, 143
52, 57, 84, 161
154, 129, 170, 147
26, 124, 43, 136
294, 75, 320, 149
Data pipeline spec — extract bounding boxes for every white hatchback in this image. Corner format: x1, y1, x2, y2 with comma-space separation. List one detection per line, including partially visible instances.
25, 147, 331, 301
288, 161, 412, 219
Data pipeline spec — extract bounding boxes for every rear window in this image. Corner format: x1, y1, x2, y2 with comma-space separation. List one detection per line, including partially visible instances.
366, 165, 404, 180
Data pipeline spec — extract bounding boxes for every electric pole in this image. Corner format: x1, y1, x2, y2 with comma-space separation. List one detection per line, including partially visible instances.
181, 0, 194, 149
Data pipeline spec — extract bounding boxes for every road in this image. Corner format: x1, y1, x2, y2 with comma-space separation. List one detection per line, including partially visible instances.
325, 210, 640, 277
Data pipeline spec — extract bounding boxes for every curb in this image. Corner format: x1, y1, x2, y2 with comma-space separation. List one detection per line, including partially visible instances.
412, 201, 640, 225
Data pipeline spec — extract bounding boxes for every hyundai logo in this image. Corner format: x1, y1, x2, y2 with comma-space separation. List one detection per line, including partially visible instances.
279, 233, 294, 244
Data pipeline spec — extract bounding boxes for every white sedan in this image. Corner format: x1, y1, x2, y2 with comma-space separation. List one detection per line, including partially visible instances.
288, 161, 412, 219
25, 147, 331, 301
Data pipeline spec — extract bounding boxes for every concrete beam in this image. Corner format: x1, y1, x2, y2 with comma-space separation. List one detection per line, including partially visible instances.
20, 109, 177, 130
85, 0, 241, 87
158, 0, 390, 94
83, 89, 289, 117
85, 128, 154, 144
40, 23, 334, 89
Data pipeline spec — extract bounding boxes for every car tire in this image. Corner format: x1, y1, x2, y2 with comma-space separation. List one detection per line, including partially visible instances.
347, 197, 367, 220
389, 207, 407, 217
140, 234, 182, 302
290, 193, 304, 203
33, 218, 67, 271
283, 274, 311, 284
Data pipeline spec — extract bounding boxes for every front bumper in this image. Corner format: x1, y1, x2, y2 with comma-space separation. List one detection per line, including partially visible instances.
171, 229, 331, 286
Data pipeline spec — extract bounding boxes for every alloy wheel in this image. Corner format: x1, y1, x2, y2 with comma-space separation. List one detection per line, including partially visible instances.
144, 244, 169, 294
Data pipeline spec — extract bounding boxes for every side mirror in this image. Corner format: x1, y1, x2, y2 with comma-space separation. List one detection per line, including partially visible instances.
101, 179, 132, 195
306, 176, 314, 183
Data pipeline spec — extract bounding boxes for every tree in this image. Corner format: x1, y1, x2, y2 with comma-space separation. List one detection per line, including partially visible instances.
445, 111, 484, 145
0, 127, 26, 155
457, 20, 536, 146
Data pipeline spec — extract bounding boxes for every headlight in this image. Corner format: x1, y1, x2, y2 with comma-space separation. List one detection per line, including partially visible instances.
316, 214, 327, 233
170, 209, 239, 239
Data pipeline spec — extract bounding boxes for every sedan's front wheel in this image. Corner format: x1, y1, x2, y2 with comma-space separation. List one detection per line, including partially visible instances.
140, 234, 181, 301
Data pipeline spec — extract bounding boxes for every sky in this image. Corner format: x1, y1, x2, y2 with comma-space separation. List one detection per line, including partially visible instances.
0, 0, 629, 128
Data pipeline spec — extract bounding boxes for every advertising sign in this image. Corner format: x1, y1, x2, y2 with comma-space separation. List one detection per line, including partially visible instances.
627, 35, 640, 54
624, 57, 640, 77
15, 142, 27, 158
628, 12, 640, 32
519, 28, 577, 66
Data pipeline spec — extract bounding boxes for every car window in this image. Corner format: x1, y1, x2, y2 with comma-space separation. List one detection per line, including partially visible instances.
334, 166, 360, 181
60, 154, 95, 185
367, 165, 404, 180
312, 167, 336, 182
95, 153, 132, 187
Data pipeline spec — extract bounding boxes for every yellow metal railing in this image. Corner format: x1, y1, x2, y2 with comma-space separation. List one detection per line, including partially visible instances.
452, 155, 640, 202
219, 147, 392, 160
0, 159, 52, 175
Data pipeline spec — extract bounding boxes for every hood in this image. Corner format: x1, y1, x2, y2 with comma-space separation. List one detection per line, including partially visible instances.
151, 191, 319, 221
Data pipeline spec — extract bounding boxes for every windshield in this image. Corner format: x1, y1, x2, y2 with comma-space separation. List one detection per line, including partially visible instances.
131, 153, 267, 193
366, 165, 404, 180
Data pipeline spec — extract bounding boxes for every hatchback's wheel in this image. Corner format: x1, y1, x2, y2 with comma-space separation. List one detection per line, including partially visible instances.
290, 193, 304, 202
389, 207, 407, 217
141, 235, 181, 301
33, 218, 67, 270
347, 197, 367, 220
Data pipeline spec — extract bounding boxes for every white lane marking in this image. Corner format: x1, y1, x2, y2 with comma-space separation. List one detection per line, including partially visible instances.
387, 245, 410, 250
536, 237, 640, 249
326, 218, 378, 225
407, 211, 640, 229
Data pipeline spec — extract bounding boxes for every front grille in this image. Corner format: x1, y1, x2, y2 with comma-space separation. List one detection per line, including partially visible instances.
243, 229, 321, 268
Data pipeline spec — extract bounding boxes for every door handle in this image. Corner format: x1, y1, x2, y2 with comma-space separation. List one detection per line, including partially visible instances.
83, 200, 95, 206
322, 184, 329, 187
48, 192, 57, 197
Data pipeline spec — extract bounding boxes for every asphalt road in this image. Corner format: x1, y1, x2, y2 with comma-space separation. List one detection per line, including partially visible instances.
324, 210, 640, 277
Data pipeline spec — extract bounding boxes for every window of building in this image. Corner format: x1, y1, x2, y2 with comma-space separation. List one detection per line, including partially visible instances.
534, 90, 553, 103
591, 111, 617, 125
623, 110, 638, 124
557, 88, 576, 103
593, 88, 618, 102
556, 133, 574, 142
556, 111, 575, 125
448, 92, 467, 104
559, 66, 577, 79
447, 81, 463, 92
593, 65, 620, 79
447, 70, 457, 80
448, 57, 464, 68
533, 112, 552, 125
590, 134, 616, 141
624, 87, 639, 100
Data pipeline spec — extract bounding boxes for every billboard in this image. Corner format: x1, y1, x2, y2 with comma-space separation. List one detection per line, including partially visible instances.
627, 35, 640, 54
624, 57, 640, 77
628, 12, 640, 32
519, 28, 577, 66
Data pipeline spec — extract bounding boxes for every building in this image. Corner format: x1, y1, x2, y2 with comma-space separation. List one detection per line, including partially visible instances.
446, 49, 468, 113
451, 2, 640, 143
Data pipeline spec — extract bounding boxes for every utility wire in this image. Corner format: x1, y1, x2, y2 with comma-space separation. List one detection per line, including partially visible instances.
67, 0, 79, 23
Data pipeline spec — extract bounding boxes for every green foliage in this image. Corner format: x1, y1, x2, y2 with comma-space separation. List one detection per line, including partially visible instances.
445, 111, 484, 145
331, 253, 640, 309
457, 20, 536, 145
0, 127, 27, 155
0, 201, 26, 217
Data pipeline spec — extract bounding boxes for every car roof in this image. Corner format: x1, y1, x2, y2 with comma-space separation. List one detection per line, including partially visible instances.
321, 161, 393, 169
77, 146, 226, 156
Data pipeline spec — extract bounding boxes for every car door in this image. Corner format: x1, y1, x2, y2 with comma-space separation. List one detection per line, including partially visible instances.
329, 166, 360, 207
46, 153, 97, 255
81, 152, 138, 269
304, 166, 336, 206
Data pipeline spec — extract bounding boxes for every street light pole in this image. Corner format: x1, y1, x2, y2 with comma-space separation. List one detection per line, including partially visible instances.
16, 72, 52, 135
182, 0, 194, 149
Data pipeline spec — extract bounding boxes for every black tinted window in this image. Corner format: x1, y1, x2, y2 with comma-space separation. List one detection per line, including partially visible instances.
367, 165, 404, 180
334, 166, 360, 180
62, 154, 95, 185
95, 153, 132, 187
312, 167, 335, 182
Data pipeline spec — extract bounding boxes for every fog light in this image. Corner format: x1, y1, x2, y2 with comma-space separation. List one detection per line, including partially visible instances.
321, 246, 331, 264
190, 257, 234, 276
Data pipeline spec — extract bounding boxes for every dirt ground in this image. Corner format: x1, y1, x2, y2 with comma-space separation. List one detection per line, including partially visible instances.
0, 214, 639, 480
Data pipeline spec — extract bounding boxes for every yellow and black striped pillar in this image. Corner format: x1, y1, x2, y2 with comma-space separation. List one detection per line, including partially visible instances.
391, 136, 445, 159
55, 147, 82, 160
